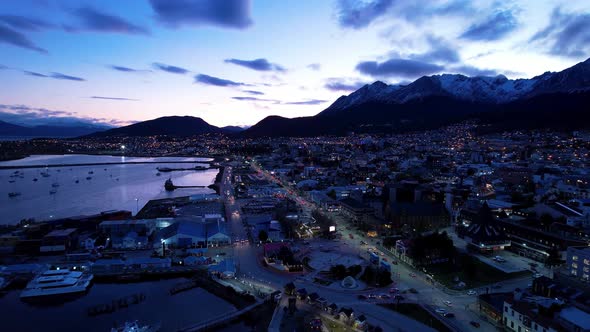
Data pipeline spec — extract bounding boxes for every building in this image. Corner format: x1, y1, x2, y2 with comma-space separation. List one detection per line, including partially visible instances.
566, 246, 590, 282
159, 220, 230, 248
100, 219, 157, 249
557, 307, 590, 332
503, 296, 558, 332
40, 228, 79, 253
461, 202, 510, 253
339, 197, 374, 223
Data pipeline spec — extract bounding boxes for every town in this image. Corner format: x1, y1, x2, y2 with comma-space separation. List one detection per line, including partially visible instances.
2, 122, 590, 332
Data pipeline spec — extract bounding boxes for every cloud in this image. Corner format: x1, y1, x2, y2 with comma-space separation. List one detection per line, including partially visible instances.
409, 36, 460, 63
195, 74, 246, 87
50, 72, 85, 81
282, 99, 328, 105
242, 90, 264, 95
152, 62, 189, 74
90, 96, 138, 101
0, 24, 47, 53
0, 15, 56, 31
108, 65, 145, 73
307, 63, 321, 71
337, 0, 394, 29
530, 7, 590, 58
23, 70, 49, 77
393, 0, 476, 24
149, 0, 252, 29
449, 65, 498, 77
324, 78, 367, 91
68, 6, 149, 35
232, 96, 276, 102
0, 104, 113, 127
224, 58, 285, 72
356, 58, 444, 78
460, 9, 518, 41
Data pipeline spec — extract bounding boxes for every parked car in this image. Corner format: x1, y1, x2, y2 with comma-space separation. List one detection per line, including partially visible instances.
389, 287, 400, 293
379, 294, 391, 299
467, 290, 477, 295
443, 300, 452, 307
470, 321, 481, 328
435, 308, 446, 314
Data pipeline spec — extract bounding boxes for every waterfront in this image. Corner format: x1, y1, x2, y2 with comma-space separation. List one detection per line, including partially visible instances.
0, 278, 236, 332
0, 155, 218, 225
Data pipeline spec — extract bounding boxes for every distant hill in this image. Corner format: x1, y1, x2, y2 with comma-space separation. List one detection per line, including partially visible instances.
84, 116, 223, 138
221, 125, 248, 133
0, 120, 109, 137
243, 57, 590, 137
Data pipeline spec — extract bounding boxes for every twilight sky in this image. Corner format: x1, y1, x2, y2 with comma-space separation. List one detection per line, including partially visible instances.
0, 0, 589, 128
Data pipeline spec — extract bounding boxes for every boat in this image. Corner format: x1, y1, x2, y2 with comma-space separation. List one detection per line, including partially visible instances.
51, 183, 60, 188
8, 192, 21, 198
49, 189, 57, 194
86, 176, 92, 180
41, 172, 50, 177
75, 179, 79, 184
33, 178, 38, 182
111, 321, 160, 332
20, 269, 94, 300
156, 172, 161, 176
8, 180, 15, 183
88, 171, 94, 174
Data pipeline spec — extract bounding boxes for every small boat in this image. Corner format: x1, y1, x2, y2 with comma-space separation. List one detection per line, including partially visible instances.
50, 189, 57, 194
51, 183, 60, 188
8, 180, 15, 183
156, 172, 161, 176
75, 180, 79, 184
41, 172, 50, 177
8, 192, 21, 198
86, 176, 92, 180
104, 168, 107, 171
33, 178, 38, 182
88, 171, 94, 175
111, 321, 160, 332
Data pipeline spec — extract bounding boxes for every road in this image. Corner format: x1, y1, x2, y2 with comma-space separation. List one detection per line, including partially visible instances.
221, 162, 538, 331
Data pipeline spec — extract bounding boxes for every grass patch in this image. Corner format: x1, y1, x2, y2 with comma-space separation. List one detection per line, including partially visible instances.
426, 254, 530, 289
379, 303, 451, 332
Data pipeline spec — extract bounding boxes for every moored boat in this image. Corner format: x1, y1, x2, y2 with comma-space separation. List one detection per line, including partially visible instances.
20, 269, 93, 301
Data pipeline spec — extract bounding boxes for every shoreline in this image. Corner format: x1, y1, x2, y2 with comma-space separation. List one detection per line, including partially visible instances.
0, 152, 224, 163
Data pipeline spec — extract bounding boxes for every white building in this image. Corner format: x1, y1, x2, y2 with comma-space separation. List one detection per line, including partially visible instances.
566, 246, 590, 282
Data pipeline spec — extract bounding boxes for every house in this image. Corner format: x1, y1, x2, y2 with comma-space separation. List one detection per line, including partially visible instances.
159, 220, 230, 248
40, 228, 79, 253
338, 307, 354, 324
307, 292, 320, 304
284, 282, 296, 296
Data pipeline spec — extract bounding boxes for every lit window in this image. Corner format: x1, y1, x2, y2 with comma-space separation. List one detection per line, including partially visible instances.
573, 255, 579, 261
572, 263, 578, 269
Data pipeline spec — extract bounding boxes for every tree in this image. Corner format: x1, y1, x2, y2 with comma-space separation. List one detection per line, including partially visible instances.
258, 230, 268, 242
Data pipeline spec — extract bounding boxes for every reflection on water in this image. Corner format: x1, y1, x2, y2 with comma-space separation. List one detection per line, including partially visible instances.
0, 155, 218, 225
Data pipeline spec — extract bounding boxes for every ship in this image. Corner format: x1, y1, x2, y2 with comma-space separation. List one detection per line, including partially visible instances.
50, 189, 57, 195
20, 269, 94, 300
8, 192, 21, 198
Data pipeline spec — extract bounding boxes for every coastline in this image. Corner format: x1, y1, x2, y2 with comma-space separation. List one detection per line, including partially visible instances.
207, 165, 225, 195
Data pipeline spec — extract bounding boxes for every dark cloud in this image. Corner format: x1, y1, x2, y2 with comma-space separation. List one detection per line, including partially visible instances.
0, 15, 56, 31
307, 63, 321, 71
356, 58, 444, 78
149, 0, 252, 29
152, 62, 189, 74
282, 99, 328, 105
195, 74, 245, 87
460, 9, 518, 41
23, 70, 48, 77
50, 72, 85, 81
90, 96, 138, 101
69, 6, 149, 35
0, 104, 111, 127
337, 0, 394, 29
324, 78, 366, 91
224, 58, 285, 72
450, 65, 498, 77
0, 24, 47, 53
530, 7, 590, 58
242, 90, 264, 95
410, 36, 460, 63
109, 65, 140, 72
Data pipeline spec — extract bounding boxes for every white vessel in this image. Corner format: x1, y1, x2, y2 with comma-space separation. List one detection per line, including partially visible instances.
111, 321, 161, 332
20, 269, 93, 299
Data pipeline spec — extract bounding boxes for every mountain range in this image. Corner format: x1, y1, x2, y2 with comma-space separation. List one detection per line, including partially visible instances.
84, 116, 246, 138
0, 120, 111, 138
243, 57, 590, 137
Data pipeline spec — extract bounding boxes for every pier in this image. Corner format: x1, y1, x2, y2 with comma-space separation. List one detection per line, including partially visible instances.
165, 178, 207, 191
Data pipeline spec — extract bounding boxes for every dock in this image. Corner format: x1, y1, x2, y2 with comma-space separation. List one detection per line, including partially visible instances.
87, 292, 146, 316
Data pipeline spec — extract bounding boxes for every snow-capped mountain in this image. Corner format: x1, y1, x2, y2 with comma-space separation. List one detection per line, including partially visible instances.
323, 57, 590, 113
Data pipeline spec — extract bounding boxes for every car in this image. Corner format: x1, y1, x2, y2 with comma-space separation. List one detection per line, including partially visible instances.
389, 287, 400, 293
435, 308, 446, 314
409, 272, 417, 277
443, 313, 455, 318
470, 321, 481, 328
360, 241, 367, 245
379, 294, 391, 299
391, 260, 398, 265
467, 290, 477, 295
368, 294, 377, 299
443, 300, 452, 307
382, 258, 388, 262
349, 234, 354, 239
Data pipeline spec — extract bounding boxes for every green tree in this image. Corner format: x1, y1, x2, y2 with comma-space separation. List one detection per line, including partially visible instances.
258, 230, 269, 242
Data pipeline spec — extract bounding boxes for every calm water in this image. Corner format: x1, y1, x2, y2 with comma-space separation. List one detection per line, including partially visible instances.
0, 278, 236, 332
0, 155, 218, 225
